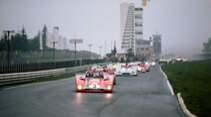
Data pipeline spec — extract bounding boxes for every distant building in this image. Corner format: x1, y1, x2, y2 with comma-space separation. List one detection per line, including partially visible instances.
120, 3, 144, 55
134, 7, 144, 55
152, 34, 162, 57
136, 39, 153, 60
120, 3, 161, 61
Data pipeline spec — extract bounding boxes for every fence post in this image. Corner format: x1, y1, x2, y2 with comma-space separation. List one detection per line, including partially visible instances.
1, 64, 2, 73
21, 64, 23, 72
17, 64, 19, 72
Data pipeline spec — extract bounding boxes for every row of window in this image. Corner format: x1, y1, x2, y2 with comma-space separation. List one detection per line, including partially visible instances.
125, 23, 142, 27
124, 28, 132, 30
123, 31, 142, 35
137, 48, 149, 51
135, 22, 143, 27
122, 39, 135, 42
135, 8, 143, 11
121, 46, 130, 49
125, 26, 134, 29
135, 31, 143, 35
135, 14, 143, 19
136, 40, 150, 45
123, 35, 134, 38
124, 32, 133, 34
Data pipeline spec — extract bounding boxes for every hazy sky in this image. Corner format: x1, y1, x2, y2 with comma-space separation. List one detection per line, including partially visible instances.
0, 0, 211, 56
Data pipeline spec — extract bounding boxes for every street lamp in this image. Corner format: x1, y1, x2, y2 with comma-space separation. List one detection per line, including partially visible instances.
69, 39, 83, 65
3, 30, 15, 72
50, 41, 58, 61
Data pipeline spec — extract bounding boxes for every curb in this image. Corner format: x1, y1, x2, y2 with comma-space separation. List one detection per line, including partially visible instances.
159, 66, 175, 95
177, 93, 197, 117
160, 66, 197, 117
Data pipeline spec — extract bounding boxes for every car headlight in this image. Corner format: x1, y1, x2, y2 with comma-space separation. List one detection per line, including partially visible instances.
77, 85, 82, 90
89, 84, 94, 88
96, 85, 100, 89
107, 85, 112, 90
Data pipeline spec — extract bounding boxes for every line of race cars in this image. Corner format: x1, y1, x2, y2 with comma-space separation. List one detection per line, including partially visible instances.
75, 61, 156, 92
159, 56, 188, 65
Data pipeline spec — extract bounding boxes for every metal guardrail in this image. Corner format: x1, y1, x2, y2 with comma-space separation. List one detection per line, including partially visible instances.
0, 63, 107, 86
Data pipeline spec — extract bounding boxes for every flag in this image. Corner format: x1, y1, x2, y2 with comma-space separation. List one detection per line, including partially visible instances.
142, 0, 151, 7
142, 0, 147, 6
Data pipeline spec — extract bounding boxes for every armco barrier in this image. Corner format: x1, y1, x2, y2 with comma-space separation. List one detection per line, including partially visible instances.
0, 68, 66, 86
0, 63, 107, 86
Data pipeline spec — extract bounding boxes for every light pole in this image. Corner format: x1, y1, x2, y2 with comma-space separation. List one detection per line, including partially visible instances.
50, 41, 58, 61
69, 39, 83, 65
49, 26, 60, 64
3, 30, 15, 72
49, 41, 58, 68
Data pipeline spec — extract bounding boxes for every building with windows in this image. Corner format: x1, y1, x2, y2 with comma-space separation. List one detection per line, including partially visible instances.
120, 3, 144, 56
136, 39, 153, 60
152, 34, 162, 57
120, 3, 135, 54
134, 7, 144, 55
120, 3, 162, 61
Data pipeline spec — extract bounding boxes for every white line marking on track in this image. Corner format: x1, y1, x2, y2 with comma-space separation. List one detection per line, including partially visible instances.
159, 66, 175, 95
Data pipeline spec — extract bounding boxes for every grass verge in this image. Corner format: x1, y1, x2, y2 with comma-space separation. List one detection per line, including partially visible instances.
32, 70, 86, 83
162, 59, 211, 117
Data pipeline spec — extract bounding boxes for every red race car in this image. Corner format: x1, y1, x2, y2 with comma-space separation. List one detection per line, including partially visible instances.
102, 66, 117, 85
75, 71, 115, 92
144, 62, 150, 72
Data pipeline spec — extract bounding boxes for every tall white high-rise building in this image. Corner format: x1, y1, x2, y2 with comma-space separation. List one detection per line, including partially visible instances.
120, 3, 144, 55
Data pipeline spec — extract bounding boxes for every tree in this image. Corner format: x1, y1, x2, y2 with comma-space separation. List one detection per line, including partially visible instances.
202, 37, 211, 54
28, 31, 40, 51
0, 35, 8, 51
9, 27, 29, 52
42, 25, 48, 50
111, 45, 117, 56
11, 33, 28, 51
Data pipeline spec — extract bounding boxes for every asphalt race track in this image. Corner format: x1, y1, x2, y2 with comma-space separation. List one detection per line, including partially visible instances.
0, 65, 185, 117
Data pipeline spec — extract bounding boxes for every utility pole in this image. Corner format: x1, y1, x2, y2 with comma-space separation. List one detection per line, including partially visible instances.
3, 30, 15, 73
88, 44, 92, 59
